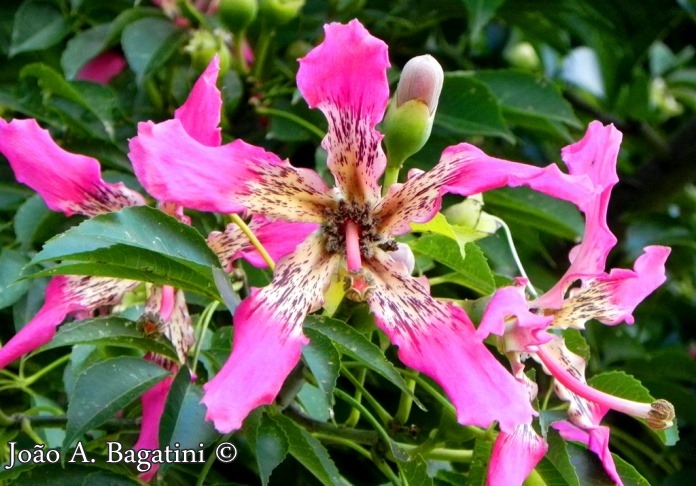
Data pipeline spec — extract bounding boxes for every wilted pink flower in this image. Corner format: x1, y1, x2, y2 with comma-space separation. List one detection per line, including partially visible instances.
476, 122, 673, 485
129, 20, 592, 434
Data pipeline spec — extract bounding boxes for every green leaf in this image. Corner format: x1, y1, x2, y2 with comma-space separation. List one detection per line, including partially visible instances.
158, 367, 219, 474
474, 70, 580, 128
398, 454, 433, 486
21, 63, 117, 140
435, 73, 514, 143
2, 464, 139, 485
304, 316, 421, 408
563, 329, 591, 363
121, 17, 183, 83
408, 235, 496, 295
269, 412, 344, 485
9, 2, 71, 56
588, 371, 654, 403
485, 186, 584, 240
63, 356, 169, 453
0, 249, 31, 309
0, 183, 31, 211
31, 206, 222, 300
542, 428, 581, 486
565, 441, 617, 485
467, 430, 495, 486
613, 453, 651, 486
43, 316, 178, 360
255, 413, 290, 486
460, 0, 506, 41
410, 212, 459, 242
303, 328, 340, 406
61, 23, 111, 79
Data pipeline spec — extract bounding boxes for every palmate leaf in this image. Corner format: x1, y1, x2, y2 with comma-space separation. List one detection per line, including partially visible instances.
30, 206, 222, 301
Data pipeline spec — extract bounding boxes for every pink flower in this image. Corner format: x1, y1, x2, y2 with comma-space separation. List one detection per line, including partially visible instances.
487, 424, 548, 486
477, 122, 673, 485
76, 51, 127, 84
129, 20, 589, 434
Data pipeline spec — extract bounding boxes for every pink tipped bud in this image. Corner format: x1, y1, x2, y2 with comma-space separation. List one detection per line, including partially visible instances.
395, 55, 444, 115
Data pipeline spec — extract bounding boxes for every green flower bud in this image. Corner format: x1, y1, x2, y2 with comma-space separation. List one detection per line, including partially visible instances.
383, 55, 444, 168
186, 30, 231, 75
444, 194, 499, 235
218, 0, 258, 33
258, 0, 305, 26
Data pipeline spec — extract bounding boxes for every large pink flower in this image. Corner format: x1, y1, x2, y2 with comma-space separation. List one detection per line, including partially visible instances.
129, 20, 595, 433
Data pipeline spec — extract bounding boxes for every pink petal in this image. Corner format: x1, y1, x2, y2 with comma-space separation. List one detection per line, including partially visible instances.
202, 234, 339, 432
76, 51, 127, 84
0, 276, 138, 369
173, 56, 222, 146
538, 122, 623, 308
480, 285, 553, 352
130, 120, 332, 220
207, 216, 318, 270
365, 252, 535, 431
134, 372, 175, 482
552, 422, 623, 486
297, 20, 389, 204
551, 246, 670, 328
201, 295, 308, 433
145, 286, 194, 364
376, 153, 463, 236
0, 119, 145, 216
443, 142, 595, 208
487, 425, 548, 486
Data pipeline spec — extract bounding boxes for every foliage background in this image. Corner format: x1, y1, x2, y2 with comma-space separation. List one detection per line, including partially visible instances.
0, 0, 695, 484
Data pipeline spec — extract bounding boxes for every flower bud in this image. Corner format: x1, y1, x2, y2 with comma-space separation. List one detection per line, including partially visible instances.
186, 30, 231, 75
382, 55, 444, 168
218, 0, 258, 33
443, 194, 499, 235
258, 0, 305, 27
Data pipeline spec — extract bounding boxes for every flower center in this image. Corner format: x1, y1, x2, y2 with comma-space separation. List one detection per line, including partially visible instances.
322, 200, 397, 270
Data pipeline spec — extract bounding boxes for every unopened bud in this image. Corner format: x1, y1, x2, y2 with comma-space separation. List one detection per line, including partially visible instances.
218, 0, 258, 33
443, 194, 499, 234
396, 55, 444, 115
647, 399, 675, 430
186, 30, 231, 75
258, 0, 304, 26
383, 55, 444, 168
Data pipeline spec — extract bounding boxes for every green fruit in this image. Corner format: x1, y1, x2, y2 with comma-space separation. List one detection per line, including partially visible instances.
218, 0, 258, 33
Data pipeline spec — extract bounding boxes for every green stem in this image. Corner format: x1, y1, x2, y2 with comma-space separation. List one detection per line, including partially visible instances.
396, 443, 473, 462
382, 164, 404, 196
255, 107, 325, 139
191, 300, 220, 376
394, 376, 417, 425
230, 214, 275, 270
490, 215, 537, 298
334, 388, 394, 454
341, 367, 393, 425
344, 367, 367, 427
196, 433, 233, 486
313, 432, 373, 460
232, 32, 250, 75
251, 25, 274, 81
22, 354, 71, 387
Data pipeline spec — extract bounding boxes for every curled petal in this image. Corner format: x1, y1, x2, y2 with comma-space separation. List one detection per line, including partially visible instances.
297, 20, 389, 203
207, 216, 319, 270
480, 285, 553, 352
553, 422, 622, 486
487, 425, 548, 486
130, 120, 332, 220
145, 286, 194, 364
539, 122, 623, 307
0, 119, 145, 216
443, 143, 595, 208
174, 56, 222, 146
551, 246, 670, 328
0, 276, 138, 369
365, 252, 534, 431
202, 235, 340, 432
